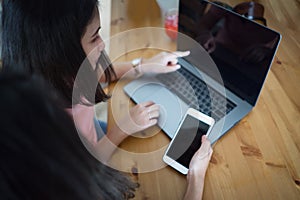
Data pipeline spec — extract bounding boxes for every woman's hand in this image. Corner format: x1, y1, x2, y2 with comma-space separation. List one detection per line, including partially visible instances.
117, 101, 160, 135
141, 51, 190, 74
102, 101, 159, 162
183, 135, 213, 200
188, 135, 213, 179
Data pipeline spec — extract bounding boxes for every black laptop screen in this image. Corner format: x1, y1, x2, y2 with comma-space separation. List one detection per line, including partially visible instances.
177, 0, 281, 105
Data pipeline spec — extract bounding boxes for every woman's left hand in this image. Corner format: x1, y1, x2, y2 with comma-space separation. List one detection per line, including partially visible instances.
141, 51, 190, 74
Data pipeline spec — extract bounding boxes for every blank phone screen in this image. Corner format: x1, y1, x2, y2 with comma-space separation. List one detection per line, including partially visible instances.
166, 115, 209, 168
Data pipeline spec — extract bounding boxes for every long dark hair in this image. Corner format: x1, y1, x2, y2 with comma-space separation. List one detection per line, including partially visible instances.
1, 0, 116, 107
0, 72, 136, 199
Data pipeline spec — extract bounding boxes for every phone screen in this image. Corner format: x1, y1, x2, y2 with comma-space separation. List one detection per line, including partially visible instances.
166, 115, 210, 168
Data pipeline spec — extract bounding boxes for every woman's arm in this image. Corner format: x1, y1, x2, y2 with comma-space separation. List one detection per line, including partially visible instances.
92, 124, 129, 163
105, 51, 190, 81
184, 172, 206, 200
93, 101, 160, 163
183, 136, 213, 200
95, 51, 190, 162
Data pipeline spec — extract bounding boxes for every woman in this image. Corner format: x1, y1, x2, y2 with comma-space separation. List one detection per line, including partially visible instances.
1, 0, 189, 162
0, 71, 213, 199
0, 72, 137, 199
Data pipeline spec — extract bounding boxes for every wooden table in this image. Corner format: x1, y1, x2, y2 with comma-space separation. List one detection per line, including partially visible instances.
105, 0, 300, 199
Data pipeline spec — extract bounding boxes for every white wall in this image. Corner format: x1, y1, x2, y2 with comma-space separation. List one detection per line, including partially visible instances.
98, 0, 111, 53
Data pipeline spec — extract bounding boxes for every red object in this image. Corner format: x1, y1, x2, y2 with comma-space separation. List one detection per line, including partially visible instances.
164, 13, 178, 40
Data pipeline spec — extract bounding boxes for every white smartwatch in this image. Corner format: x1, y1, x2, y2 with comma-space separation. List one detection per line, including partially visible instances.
131, 57, 142, 76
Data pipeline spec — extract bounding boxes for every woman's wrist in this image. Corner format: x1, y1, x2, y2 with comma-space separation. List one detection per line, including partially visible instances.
184, 170, 206, 200
106, 124, 129, 146
187, 169, 206, 184
131, 57, 143, 77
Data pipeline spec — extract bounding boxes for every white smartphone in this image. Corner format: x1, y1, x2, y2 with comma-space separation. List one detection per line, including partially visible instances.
163, 108, 215, 175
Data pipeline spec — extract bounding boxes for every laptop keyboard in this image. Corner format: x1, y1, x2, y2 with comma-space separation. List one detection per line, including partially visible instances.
156, 67, 236, 121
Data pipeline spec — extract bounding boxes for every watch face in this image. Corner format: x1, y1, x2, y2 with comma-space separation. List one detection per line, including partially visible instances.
131, 58, 142, 76
132, 58, 141, 67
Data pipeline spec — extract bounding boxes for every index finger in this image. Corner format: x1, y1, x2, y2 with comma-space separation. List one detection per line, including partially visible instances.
172, 51, 190, 58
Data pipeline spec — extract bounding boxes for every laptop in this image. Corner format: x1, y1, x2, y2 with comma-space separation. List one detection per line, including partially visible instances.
123, 0, 281, 143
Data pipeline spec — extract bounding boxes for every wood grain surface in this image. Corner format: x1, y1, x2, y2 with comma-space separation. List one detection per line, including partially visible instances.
105, 0, 300, 199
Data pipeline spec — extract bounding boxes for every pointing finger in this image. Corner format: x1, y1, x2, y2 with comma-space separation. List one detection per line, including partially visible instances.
172, 51, 190, 58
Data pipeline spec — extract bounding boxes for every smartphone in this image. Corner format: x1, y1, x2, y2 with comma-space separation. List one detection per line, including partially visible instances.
163, 108, 215, 174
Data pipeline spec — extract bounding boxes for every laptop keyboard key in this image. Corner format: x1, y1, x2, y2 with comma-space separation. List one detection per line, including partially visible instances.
156, 67, 237, 121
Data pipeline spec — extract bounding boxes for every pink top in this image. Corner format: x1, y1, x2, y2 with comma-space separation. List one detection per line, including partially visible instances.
66, 104, 98, 145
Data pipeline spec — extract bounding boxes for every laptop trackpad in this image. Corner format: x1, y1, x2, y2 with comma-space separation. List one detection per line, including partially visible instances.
129, 83, 188, 138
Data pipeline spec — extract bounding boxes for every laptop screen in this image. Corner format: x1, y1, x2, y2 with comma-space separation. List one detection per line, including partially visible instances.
177, 0, 281, 106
